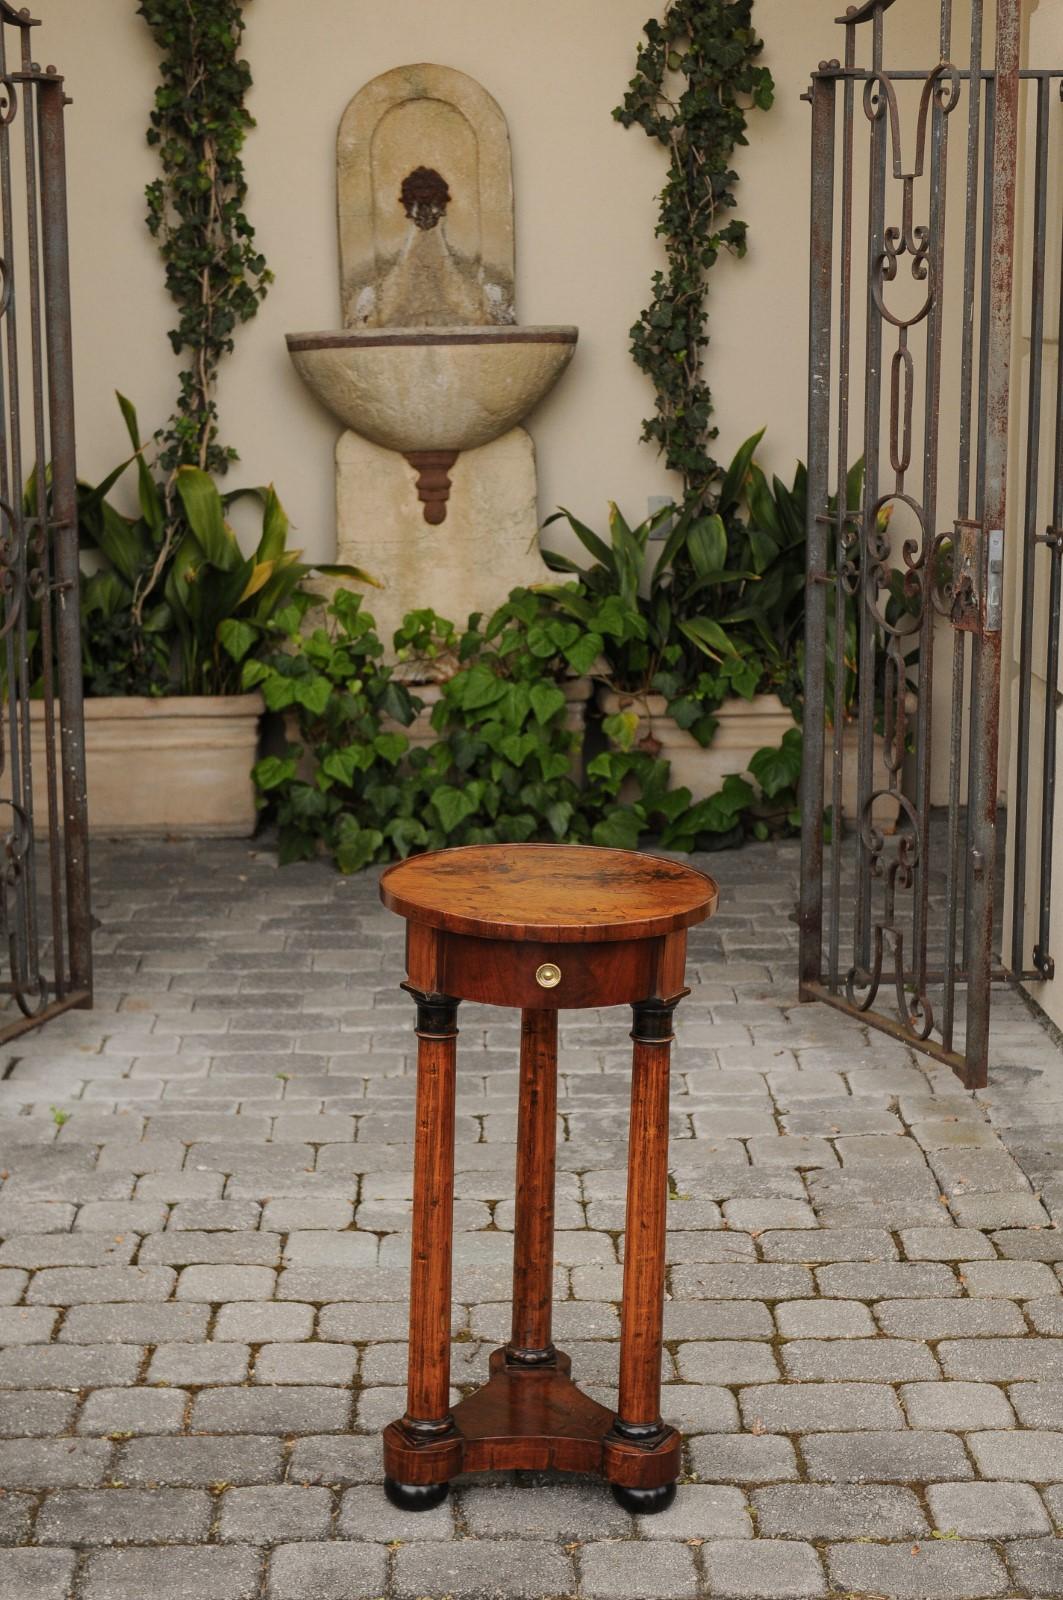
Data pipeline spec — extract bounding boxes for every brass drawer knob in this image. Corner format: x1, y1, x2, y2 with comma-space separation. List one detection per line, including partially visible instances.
535, 962, 561, 989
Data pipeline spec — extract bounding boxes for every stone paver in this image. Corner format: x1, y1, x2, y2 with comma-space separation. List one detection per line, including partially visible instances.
899, 1379, 1016, 1429
968, 1427, 1063, 1479
1, 834, 1062, 1598
581, 1541, 698, 1599
702, 1539, 825, 1598
268, 1542, 387, 1599
1005, 1536, 1063, 1595
0, 1550, 77, 1600
635, 1482, 751, 1540
750, 1483, 927, 1538
925, 1479, 1052, 1538
35, 1487, 212, 1545
81, 1546, 262, 1600
826, 1539, 1010, 1598
395, 1540, 574, 1599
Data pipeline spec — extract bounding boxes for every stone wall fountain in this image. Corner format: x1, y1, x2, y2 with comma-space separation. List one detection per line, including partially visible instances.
287, 63, 578, 647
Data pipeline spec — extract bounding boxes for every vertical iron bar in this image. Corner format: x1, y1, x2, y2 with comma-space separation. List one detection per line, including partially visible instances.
964, 72, 996, 977
0, 17, 15, 942
21, 51, 66, 999
966, 0, 1021, 1087
37, 71, 91, 999
911, 2, 954, 1030
0, 18, 39, 1000
943, 644, 967, 1056
945, 0, 984, 1053
1040, 535, 1063, 979
855, 9, 887, 976
957, 1, 985, 516
799, 66, 837, 996
1008, 77, 1050, 976
1035, 103, 1063, 980
828, 26, 857, 994
974, 78, 997, 523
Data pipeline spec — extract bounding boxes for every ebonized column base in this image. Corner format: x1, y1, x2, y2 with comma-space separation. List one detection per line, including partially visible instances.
611, 1480, 678, 1514
383, 1477, 449, 1511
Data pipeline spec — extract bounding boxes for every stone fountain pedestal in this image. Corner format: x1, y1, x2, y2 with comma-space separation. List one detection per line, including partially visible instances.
332, 427, 548, 645
287, 63, 577, 647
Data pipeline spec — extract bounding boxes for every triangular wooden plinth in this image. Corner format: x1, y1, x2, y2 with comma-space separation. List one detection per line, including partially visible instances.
383, 1347, 680, 1489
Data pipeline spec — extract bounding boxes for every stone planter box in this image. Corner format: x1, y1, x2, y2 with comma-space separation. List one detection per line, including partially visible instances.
598, 688, 900, 830
598, 689, 795, 800
3, 694, 264, 837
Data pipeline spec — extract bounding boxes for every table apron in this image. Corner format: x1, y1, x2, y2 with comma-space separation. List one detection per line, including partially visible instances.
406, 925, 686, 1009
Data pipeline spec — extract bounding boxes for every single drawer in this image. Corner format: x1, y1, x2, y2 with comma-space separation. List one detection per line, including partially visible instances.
436, 931, 659, 1010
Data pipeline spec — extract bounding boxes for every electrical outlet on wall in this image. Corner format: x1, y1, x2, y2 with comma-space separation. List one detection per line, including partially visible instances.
648, 495, 674, 540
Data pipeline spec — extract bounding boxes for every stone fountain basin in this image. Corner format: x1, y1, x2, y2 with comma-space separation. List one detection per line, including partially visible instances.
286, 326, 578, 454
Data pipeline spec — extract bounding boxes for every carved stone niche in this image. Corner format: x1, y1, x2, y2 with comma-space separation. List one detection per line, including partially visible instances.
337, 63, 517, 330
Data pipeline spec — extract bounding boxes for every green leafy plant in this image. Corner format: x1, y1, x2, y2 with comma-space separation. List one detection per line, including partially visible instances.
549, 440, 872, 742
580, 743, 694, 851
746, 724, 803, 838
77, 394, 180, 697
251, 584, 811, 871
703, 432, 811, 696
541, 431, 806, 748
660, 731, 803, 852
541, 497, 753, 704
634, 431, 820, 725
424, 591, 591, 849
247, 589, 422, 871
138, 0, 272, 474
77, 394, 370, 697
165, 470, 366, 696
615, 0, 774, 503
250, 589, 599, 871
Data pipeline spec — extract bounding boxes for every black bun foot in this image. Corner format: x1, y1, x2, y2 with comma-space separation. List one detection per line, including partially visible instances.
611, 1479, 677, 1514
384, 1477, 449, 1511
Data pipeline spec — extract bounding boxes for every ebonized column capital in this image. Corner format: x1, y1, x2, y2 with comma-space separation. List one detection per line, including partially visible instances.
401, 984, 460, 1039
629, 991, 688, 1045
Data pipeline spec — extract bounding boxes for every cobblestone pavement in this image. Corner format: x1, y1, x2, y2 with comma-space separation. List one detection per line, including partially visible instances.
0, 835, 1061, 1599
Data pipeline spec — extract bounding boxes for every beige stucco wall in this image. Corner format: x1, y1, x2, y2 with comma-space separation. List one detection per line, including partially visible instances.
49, 0, 943, 564
46, 0, 1063, 1039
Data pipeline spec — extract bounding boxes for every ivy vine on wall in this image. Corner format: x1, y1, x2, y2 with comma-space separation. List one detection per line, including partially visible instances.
615, 0, 774, 507
138, 0, 272, 475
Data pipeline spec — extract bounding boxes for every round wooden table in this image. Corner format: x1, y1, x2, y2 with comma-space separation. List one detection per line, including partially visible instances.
378, 843, 718, 1512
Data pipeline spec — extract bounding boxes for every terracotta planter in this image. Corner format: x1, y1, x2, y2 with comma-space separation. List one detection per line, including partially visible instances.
598, 688, 900, 831
2, 694, 264, 837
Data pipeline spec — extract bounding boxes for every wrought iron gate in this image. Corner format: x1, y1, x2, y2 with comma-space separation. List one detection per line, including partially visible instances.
0, 2, 91, 1041
798, 0, 1062, 1089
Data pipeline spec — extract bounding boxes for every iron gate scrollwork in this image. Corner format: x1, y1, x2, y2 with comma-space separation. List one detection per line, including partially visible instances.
0, 1, 91, 1041
798, 0, 1061, 1089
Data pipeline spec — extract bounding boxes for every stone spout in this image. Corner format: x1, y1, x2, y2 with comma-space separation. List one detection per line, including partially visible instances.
405, 450, 459, 525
